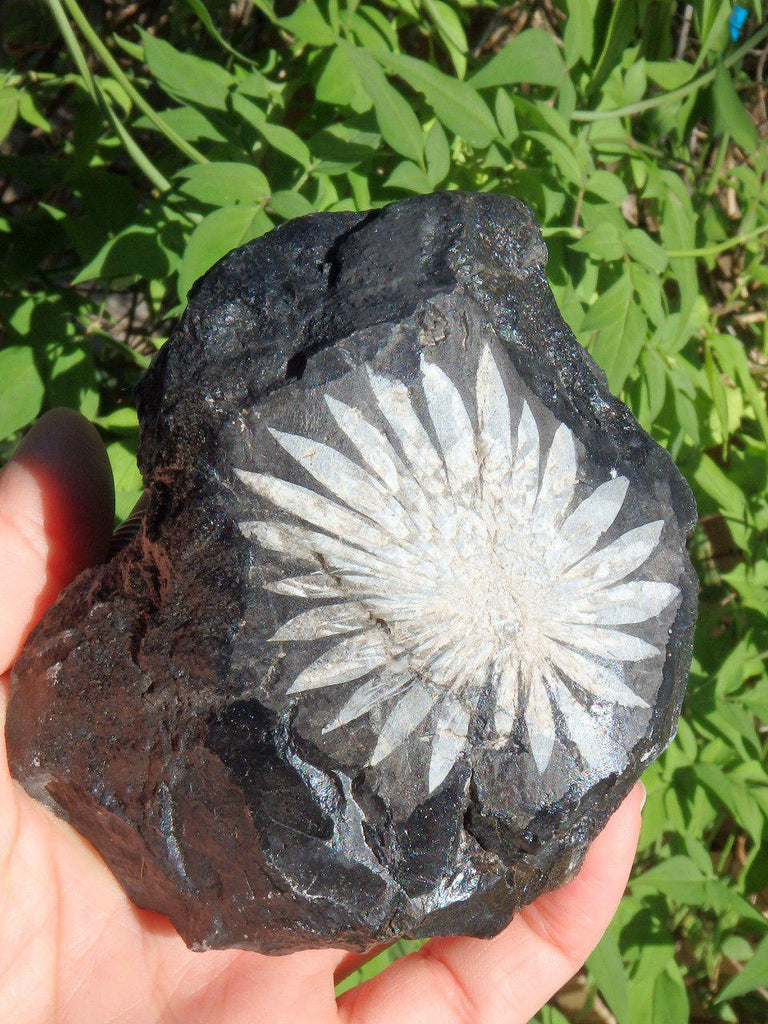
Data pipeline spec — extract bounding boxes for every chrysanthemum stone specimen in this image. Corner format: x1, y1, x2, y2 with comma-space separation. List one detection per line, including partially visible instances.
6, 193, 697, 954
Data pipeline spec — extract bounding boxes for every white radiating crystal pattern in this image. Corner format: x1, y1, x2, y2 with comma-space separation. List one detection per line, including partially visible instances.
237, 345, 679, 792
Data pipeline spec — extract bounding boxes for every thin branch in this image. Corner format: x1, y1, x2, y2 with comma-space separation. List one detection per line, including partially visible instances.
45, 0, 171, 191
667, 222, 768, 259
60, 0, 207, 164
571, 23, 768, 122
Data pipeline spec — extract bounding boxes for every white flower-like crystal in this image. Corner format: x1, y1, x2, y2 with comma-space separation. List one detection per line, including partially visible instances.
237, 345, 679, 792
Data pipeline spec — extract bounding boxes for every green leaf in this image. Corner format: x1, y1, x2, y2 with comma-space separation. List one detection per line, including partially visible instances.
235, 70, 276, 101
135, 105, 227, 143
585, 277, 645, 394
179, 0, 256, 64
73, 225, 174, 284
267, 190, 315, 219
0, 345, 45, 440
630, 264, 665, 326
712, 65, 758, 152
572, 222, 625, 262
717, 934, 768, 1002
721, 935, 757, 963
688, 452, 749, 549
349, 10, 393, 51
423, 0, 468, 78
640, 346, 667, 420
0, 86, 19, 144
585, 169, 627, 203
632, 855, 768, 928
587, 0, 640, 95
17, 90, 51, 133
176, 162, 270, 206
99, 77, 131, 115
316, 46, 371, 110
705, 341, 730, 452
355, 6, 398, 51
424, 122, 450, 186
588, 929, 630, 1024
563, 0, 596, 67
714, 636, 752, 698
232, 94, 312, 168
693, 763, 765, 841
624, 230, 668, 273
178, 204, 272, 300
526, 130, 583, 187
623, 61, 648, 104
345, 47, 424, 163
659, 183, 696, 317
672, 381, 700, 447
470, 29, 566, 89
309, 122, 380, 173
45, 345, 100, 420
652, 969, 690, 1024
374, 51, 497, 148
140, 29, 233, 109
96, 408, 140, 434
278, 0, 336, 46
385, 160, 433, 193
107, 439, 143, 524
711, 333, 768, 444
645, 61, 694, 89
112, 32, 145, 61
581, 269, 628, 335
494, 89, 518, 142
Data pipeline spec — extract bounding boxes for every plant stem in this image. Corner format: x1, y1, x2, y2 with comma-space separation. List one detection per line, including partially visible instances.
706, 133, 730, 197
571, 23, 768, 123
46, 0, 93, 87
292, 160, 321, 194
4, 71, 60, 87
88, 327, 152, 367
543, 220, 768, 260
46, 0, 171, 191
60, 0, 207, 165
667, 222, 768, 259
541, 225, 585, 239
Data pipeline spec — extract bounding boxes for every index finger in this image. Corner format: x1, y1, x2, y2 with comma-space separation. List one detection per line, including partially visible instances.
0, 409, 115, 675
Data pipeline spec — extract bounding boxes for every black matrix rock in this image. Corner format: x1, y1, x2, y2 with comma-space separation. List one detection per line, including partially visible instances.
6, 193, 697, 953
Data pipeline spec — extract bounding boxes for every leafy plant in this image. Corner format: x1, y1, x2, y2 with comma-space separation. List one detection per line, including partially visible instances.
1, 1, 767, 1019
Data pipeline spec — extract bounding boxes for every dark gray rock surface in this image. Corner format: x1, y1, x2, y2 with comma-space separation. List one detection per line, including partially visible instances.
6, 193, 697, 953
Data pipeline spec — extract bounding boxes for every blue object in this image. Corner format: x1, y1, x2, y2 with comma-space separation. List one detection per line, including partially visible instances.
729, 5, 749, 42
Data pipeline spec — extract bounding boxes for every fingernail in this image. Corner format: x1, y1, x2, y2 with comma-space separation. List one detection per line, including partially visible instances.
638, 782, 647, 811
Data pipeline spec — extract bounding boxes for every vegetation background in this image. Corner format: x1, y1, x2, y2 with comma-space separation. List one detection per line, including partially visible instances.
1, 0, 767, 1019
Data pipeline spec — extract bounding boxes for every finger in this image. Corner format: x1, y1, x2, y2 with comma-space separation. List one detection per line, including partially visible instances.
338, 784, 643, 1024
0, 409, 114, 675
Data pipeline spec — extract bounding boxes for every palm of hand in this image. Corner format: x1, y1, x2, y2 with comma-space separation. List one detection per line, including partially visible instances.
0, 411, 642, 1024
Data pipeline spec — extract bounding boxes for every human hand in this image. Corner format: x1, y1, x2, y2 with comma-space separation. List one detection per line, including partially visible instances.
0, 409, 643, 1024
